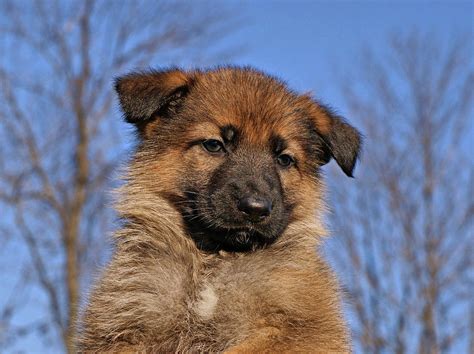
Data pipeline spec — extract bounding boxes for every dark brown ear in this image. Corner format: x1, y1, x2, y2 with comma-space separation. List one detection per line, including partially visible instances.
311, 102, 362, 177
115, 69, 191, 124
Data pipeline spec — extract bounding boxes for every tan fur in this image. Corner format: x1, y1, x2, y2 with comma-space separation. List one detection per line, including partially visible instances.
77, 68, 352, 353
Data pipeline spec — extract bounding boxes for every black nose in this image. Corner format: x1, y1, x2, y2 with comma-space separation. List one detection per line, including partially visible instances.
237, 197, 272, 221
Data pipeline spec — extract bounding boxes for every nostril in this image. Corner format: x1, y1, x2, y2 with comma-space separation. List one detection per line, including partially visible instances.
237, 197, 272, 220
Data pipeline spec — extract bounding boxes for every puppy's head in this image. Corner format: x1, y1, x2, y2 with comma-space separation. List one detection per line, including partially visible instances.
116, 67, 361, 251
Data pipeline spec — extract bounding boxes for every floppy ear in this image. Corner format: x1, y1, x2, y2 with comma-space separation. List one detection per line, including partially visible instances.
311, 103, 362, 177
115, 69, 192, 124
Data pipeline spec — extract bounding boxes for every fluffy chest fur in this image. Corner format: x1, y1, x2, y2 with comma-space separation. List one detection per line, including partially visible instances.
79, 221, 349, 353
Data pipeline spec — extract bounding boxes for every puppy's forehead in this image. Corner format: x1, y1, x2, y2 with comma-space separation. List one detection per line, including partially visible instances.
188, 69, 307, 144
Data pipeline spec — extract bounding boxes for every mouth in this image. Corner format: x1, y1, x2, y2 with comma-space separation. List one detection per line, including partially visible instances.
183, 216, 278, 252
213, 226, 276, 250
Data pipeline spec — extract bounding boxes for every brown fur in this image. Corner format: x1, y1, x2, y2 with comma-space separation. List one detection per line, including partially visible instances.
77, 67, 360, 353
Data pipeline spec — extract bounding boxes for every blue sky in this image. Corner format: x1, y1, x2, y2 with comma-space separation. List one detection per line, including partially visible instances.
1, 0, 472, 352
227, 0, 472, 109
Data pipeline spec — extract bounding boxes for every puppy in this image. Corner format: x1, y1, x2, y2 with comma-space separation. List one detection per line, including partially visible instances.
77, 67, 361, 353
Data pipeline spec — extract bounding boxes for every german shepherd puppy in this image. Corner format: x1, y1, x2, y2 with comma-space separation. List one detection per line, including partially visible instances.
78, 67, 361, 353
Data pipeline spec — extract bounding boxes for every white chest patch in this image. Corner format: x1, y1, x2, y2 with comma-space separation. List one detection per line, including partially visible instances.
194, 284, 218, 320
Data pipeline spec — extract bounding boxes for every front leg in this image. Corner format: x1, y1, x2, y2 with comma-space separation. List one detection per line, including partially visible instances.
213, 258, 350, 353
223, 324, 350, 354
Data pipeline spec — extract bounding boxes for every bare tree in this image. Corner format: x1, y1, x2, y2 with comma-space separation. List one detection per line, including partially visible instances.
326, 33, 473, 353
0, 0, 239, 352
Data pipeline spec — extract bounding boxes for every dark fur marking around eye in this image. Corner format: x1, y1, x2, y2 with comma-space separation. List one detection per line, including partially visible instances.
270, 135, 287, 155
221, 125, 237, 142
220, 125, 240, 150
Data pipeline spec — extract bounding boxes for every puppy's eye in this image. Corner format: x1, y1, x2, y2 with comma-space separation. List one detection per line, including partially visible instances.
202, 139, 225, 153
277, 154, 295, 168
